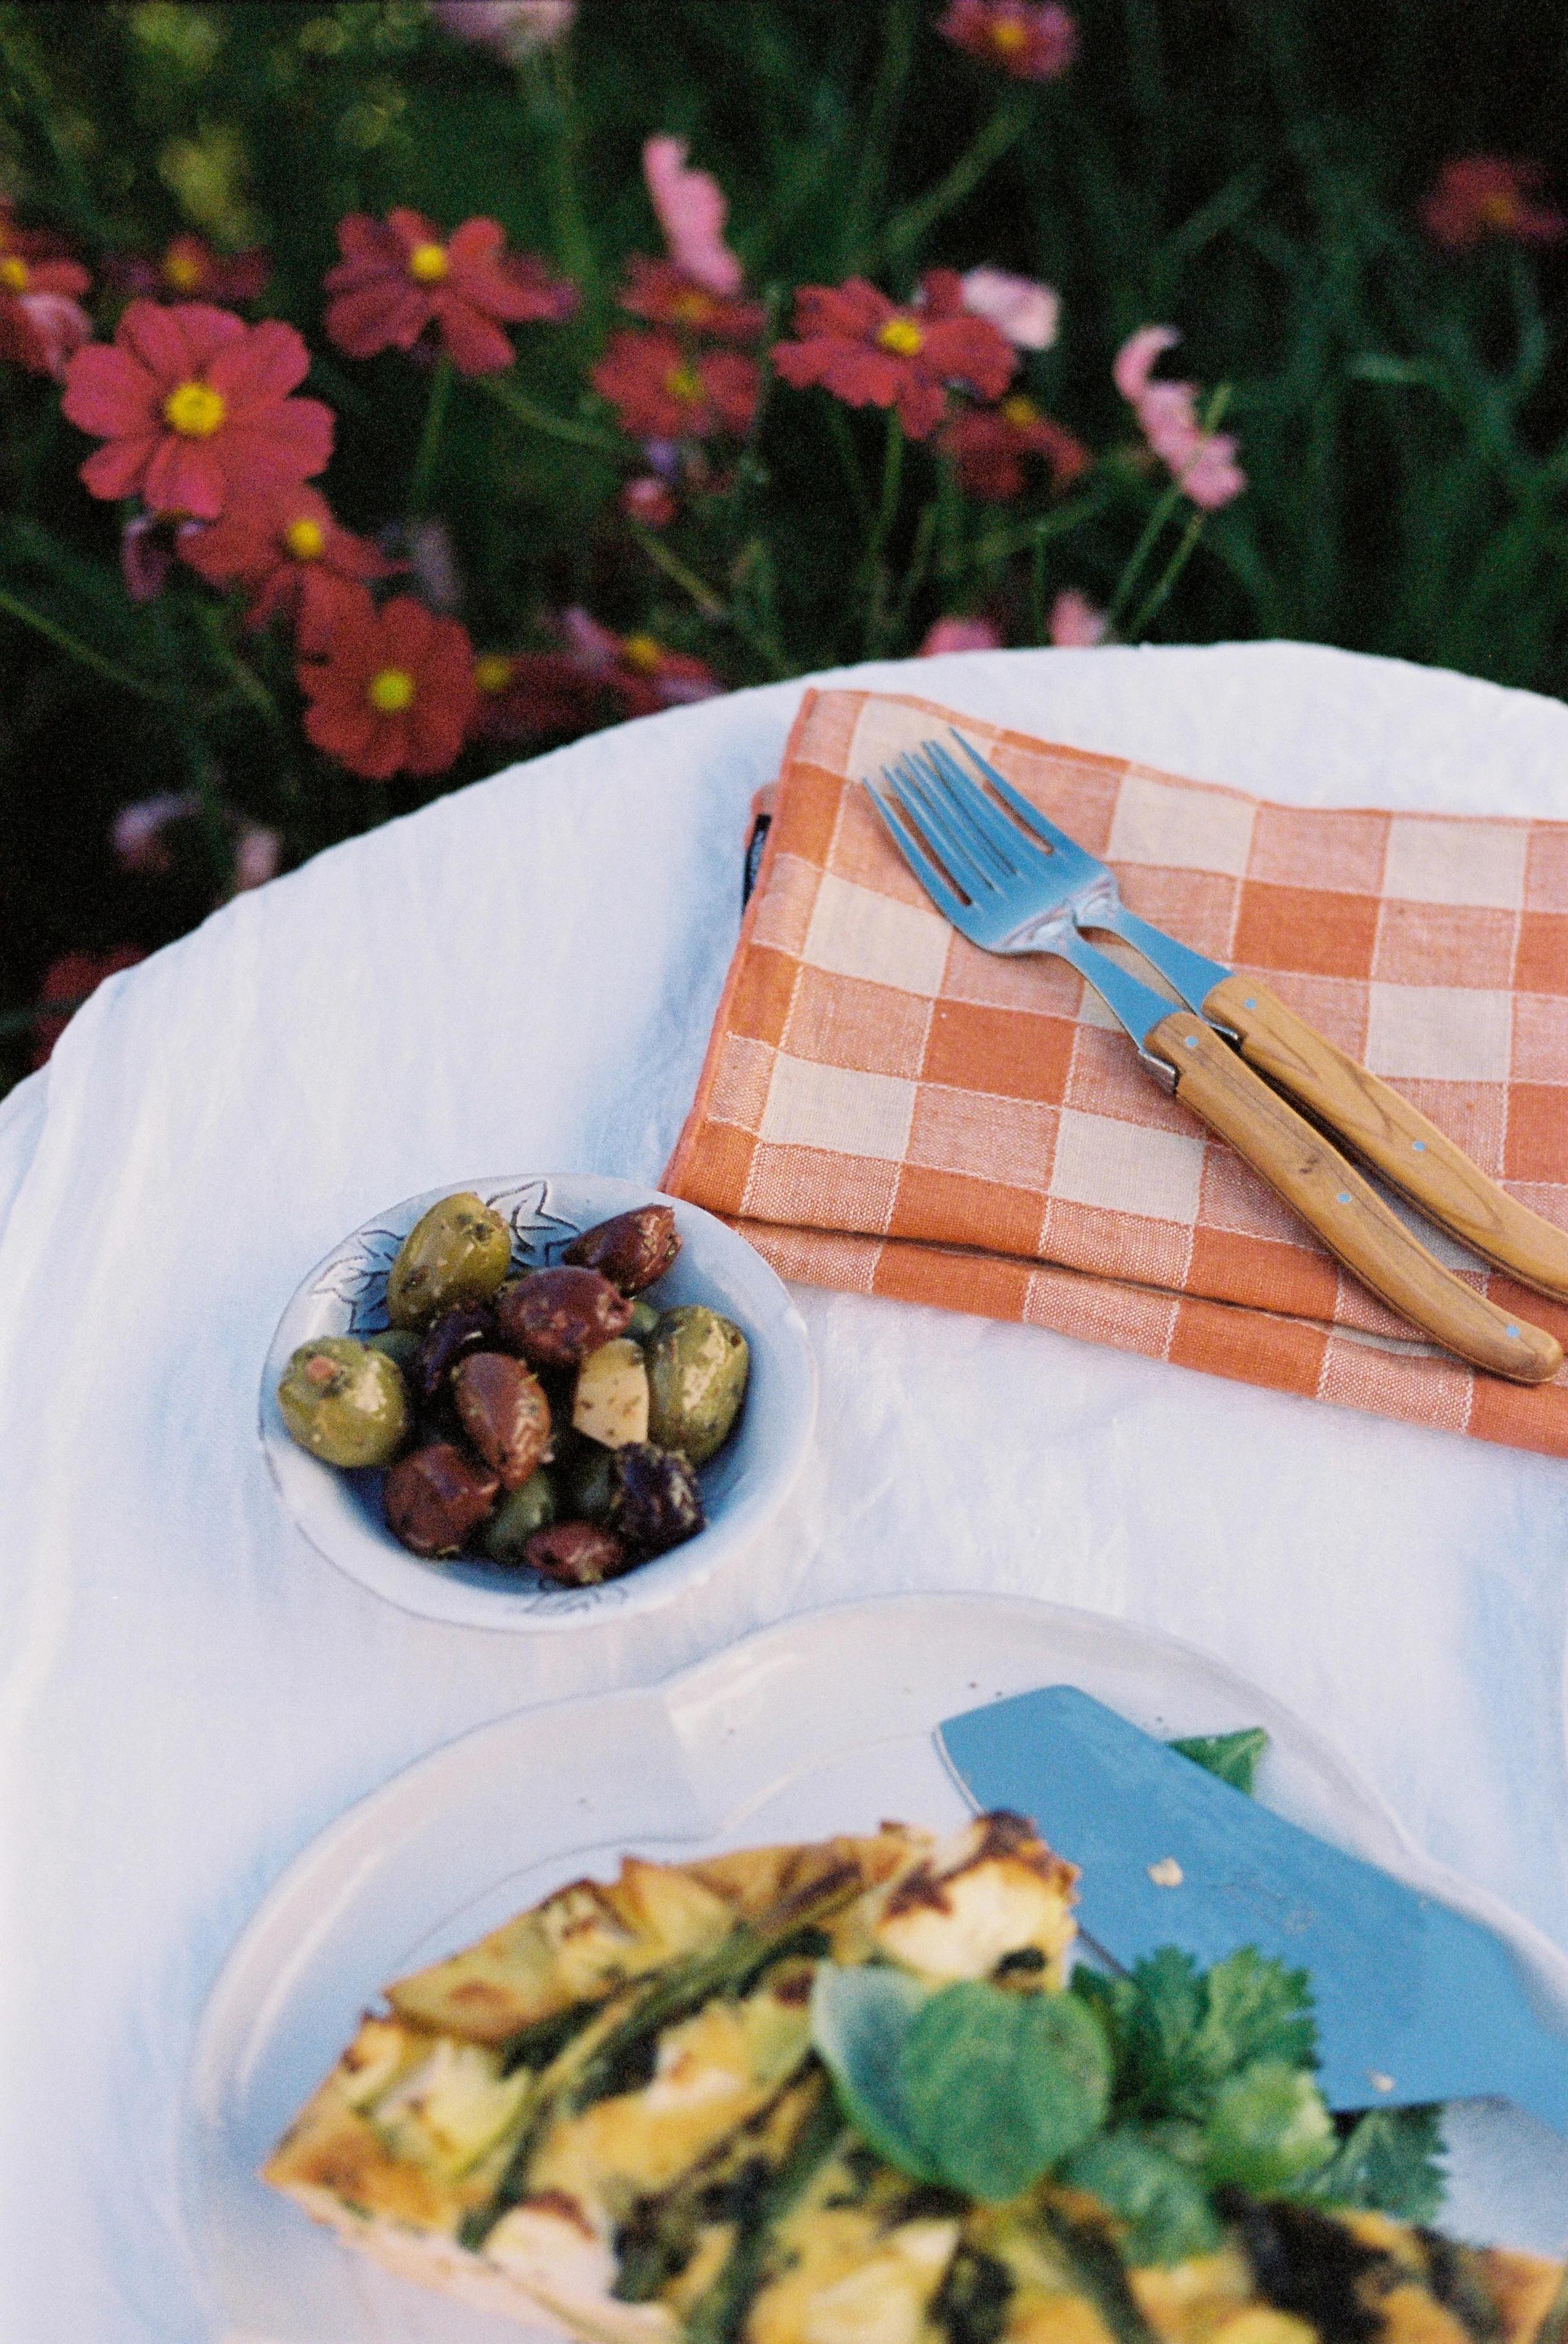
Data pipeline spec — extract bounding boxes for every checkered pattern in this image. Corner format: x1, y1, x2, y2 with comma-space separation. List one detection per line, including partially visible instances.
666, 689, 1568, 1458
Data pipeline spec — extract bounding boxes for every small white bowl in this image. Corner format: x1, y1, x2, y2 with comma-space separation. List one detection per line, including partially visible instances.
259, 1174, 817, 1631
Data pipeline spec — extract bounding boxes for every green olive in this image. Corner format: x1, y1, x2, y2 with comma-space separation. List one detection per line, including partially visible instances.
479, 1469, 557, 1565
277, 1337, 410, 1468
365, 1327, 420, 1377
626, 1297, 661, 1344
645, 1306, 750, 1466
557, 1433, 617, 1524
385, 1193, 513, 1330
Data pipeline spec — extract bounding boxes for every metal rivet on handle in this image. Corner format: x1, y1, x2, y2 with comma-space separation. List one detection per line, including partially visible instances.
1185, 1034, 1199, 1048
1507, 1326, 1521, 1341
1337, 1192, 1351, 1205
1412, 1139, 1426, 1153
1243, 996, 1257, 1010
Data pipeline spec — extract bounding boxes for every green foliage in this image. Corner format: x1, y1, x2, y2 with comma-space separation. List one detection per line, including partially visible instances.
2, 0, 1567, 1086
1302, 2104, 1447, 2222
1169, 1726, 1269, 1794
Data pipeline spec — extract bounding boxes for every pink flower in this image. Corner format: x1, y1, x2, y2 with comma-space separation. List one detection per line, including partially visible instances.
620, 474, 677, 528
0, 289, 92, 380
119, 512, 199, 603
62, 303, 333, 519
112, 792, 198, 873
470, 648, 603, 744
1114, 325, 1244, 511
919, 615, 1003, 655
110, 234, 270, 306
179, 483, 397, 647
958, 267, 1058, 351
430, 1, 575, 58
938, 0, 1078, 81
774, 270, 1016, 440
643, 137, 744, 298
619, 255, 765, 344
232, 822, 282, 891
297, 586, 476, 781
939, 395, 1089, 501
561, 607, 724, 717
1420, 157, 1567, 252
324, 210, 577, 374
591, 328, 759, 438
1048, 588, 1108, 646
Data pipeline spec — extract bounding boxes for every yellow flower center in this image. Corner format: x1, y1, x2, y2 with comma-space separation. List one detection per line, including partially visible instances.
1478, 190, 1522, 229
877, 317, 924, 358
162, 379, 227, 438
407, 240, 450, 284
474, 653, 514, 693
162, 247, 205, 292
991, 17, 1029, 53
284, 516, 325, 561
670, 288, 715, 325
0, 255, 30, 292
1001, 394, 1039, 428
621, 633, 663, 675
664, 362, 703, 402
367, 666, 416, 713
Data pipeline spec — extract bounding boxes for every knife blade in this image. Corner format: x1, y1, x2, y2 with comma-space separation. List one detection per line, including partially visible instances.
938, 1683, 1568, 2133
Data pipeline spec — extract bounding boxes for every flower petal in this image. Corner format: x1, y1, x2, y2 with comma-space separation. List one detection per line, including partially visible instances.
61, 343, 160, 437
1113, 324, 1180, 405
79, 434, 157, 501
207, 318, 310, 406
144, 432, 226, 518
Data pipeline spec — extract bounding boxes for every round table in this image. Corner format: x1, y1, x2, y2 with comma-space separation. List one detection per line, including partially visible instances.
3, 641, 1567, 2337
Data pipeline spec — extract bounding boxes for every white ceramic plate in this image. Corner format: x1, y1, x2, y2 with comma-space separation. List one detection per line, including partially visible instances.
259, 1174, 817, 1631
186, 1592, 1568, 2341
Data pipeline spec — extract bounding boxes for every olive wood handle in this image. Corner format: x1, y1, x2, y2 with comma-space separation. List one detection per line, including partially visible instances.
1145, 1012, 1562, 1385
1205, 974, 1568, 1303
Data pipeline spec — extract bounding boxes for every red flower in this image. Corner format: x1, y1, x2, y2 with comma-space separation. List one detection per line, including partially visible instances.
470, 648, 605, 744
324, 210, 577, 374
773, 271, 1015, 440
620, 474, 678, 528
561, 607, 724, 718
62, 303, 332, 520
298, 587, 475, 780
591, 328, 759, 439
619, 257, 766, 344
180, 483, 398, 648
111, 233, 270, 305
1420, 158, 1567, 253
940, 394, 1090, 501
0, 208, 92, 380
937, 0, 1078, 79
30, 946, 146, 1069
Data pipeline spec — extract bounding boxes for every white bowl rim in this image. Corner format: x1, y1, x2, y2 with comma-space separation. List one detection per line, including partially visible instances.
258, 1172, 817, 1632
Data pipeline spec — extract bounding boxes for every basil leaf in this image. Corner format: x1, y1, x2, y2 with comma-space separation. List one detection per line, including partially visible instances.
809, 1965, 939, 2181
900, 1981, 1111, 2202
1203, 2059, 1336, 2191
1169, 1727, 1269, 1795
1058, 2133, 1221, 2265
1302, 2105, 1446, 2221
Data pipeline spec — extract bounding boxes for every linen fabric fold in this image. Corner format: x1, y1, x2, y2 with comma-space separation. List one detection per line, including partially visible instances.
666, 687, 1568, 1457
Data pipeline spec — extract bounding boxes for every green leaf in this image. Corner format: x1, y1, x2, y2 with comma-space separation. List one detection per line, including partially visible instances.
809, 1966, 939, 2181
900, 1982, 1112, 2202
1191, 1948, 1318, 2084
1202, 2060, 1337, 2192
1058, 2133, 1222, 2266
1304, 2106, 1446, 2222
1169, 1728, 1269, 1796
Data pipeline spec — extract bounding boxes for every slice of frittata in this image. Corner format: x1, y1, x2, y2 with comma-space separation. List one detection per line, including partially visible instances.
264, 1816, 1567, 2344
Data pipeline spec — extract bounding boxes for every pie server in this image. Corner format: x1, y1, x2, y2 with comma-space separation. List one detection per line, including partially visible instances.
937, 1682, 1568, 2131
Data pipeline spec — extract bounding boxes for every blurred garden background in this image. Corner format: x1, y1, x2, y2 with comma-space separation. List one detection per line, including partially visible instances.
1, 0, 1566, 1097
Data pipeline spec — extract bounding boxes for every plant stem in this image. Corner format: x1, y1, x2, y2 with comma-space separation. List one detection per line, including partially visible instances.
0, 588, 169, 701
944, 483, 1107, 578
481, 376, 630, 460
1103, 477, 1185, 632
1123, 506, 1207, 640
889, 499, 938, 648
842, 0, 917, 269
862, 410, 905, 657
827, 407, 874, 532
878, 92, 1032, 263
628, 522, 726, 621
409, 356, 454, 513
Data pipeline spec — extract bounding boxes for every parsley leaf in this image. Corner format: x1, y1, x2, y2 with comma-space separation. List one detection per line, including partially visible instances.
1190, 1946, 1318, 2085
1302, 2105, 1446, 2222
1203, 2060, 1336, 2191
1058, 2132, 1221, 2264
1170, 1727, 1270, 1795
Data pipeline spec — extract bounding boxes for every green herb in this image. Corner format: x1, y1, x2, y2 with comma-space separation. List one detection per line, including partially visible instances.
497, 1995, 605, 2075
1202, 2061, 1337, 2191
1057, 2133, 1221, 2265
1301, 2105, 1446, 2222
933, 2246, 1014, 2344
811, 1968, 1109, 2202
570, 1919, 832, 2111
1170, 1727, 1270, 1795
1076, 1946, 1318, 2124
684, 2082, 847, 2344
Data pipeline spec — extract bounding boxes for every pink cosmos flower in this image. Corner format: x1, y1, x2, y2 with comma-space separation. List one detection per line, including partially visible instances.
180, 483, 398, 648
1114, 325, 1244, 511
619, 255, 766, 345
1420, 157, 1568, 253
958, 267, 1059, 351
940, 395, 1089, 501
113, 793, 199, 874
591, 328, 759, 439
774, 270, 1016, 440
62, 304, 333, 520
324, 210, 577, 374
938, 0, 1078, 81
111, 233, 270, 306
919, 615, 1003, 655
1049, 588, 1108, 646
431, 1, 576, 59
620, 474, 678, 528
0, 289, 92, 380
643, 137, 744, 298
232, 822, 282, 891
561, 607, 724, 717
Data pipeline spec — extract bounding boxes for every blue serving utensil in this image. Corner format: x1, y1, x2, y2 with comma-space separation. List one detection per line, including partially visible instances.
938, 1683, 1568, 2132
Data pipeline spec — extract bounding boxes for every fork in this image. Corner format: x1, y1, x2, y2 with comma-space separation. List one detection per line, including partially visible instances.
868, 736, 1562, 1385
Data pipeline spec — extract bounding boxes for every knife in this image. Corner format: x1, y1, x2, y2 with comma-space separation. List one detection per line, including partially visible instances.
938, 1683, 1568, 2133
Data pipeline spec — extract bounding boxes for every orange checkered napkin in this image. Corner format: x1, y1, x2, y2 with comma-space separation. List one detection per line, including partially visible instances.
664, 688, 1568, 1458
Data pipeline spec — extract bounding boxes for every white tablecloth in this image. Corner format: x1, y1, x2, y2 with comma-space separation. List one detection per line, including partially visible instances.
3, 642, 1567, 2339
